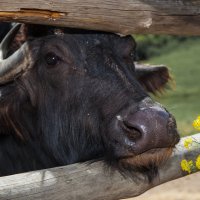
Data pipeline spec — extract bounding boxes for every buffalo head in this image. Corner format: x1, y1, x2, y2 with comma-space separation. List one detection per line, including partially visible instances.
0, 24, 179, 180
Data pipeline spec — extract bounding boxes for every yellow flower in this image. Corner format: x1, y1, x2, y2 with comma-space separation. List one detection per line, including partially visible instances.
193, 116, 200, 130
196, 155, 200, 169
181, 159, 194, 174
183, 137, 193, 149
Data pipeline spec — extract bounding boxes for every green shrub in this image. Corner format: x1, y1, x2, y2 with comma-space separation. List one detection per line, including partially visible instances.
134, 35, 199, 60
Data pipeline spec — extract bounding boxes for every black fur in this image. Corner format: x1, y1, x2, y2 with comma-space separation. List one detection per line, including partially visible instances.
0, 24, 176, 180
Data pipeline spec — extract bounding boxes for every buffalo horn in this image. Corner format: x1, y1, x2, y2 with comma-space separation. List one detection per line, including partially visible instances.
0, 24, 33, 84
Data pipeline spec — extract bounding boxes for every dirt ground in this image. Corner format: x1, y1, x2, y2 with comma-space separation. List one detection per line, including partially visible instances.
127, 172, 200, 200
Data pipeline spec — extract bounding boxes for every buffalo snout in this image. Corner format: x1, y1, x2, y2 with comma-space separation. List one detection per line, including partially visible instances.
115, 98, 180, 157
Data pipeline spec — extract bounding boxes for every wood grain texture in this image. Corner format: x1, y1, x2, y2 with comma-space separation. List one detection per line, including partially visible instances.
0, 133, 200, 200
0, 0, 199, 35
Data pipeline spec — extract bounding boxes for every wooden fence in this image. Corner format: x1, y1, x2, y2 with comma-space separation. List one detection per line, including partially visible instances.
0, 134, 200, 200
0, 1, 200, 199
0, 1, 200, 35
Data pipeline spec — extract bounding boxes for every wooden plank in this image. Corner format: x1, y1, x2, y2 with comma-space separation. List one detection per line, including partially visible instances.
0, 1, 199, 35
0, 133, 200, 200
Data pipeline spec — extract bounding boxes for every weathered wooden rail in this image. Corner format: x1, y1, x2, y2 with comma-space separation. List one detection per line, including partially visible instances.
0, 0, 200, 35
0, 134, 200, 200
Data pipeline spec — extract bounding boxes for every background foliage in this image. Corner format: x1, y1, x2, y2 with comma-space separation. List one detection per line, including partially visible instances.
135, 35, 200, 136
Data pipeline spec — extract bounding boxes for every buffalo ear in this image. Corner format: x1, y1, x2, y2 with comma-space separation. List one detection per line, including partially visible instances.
135, 63, 172, 94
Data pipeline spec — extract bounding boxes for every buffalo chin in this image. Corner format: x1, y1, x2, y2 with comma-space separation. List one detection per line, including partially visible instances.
107, 147, 173, 182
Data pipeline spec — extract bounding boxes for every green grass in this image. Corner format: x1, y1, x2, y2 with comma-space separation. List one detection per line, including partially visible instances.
147, 39, 200, 136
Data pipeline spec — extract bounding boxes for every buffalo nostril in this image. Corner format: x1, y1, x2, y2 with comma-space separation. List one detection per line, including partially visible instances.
120, 120, 142, 140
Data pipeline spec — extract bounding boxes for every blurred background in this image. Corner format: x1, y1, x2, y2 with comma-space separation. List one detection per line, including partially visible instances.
135, 35, 200, 137
127, 35, 200, 200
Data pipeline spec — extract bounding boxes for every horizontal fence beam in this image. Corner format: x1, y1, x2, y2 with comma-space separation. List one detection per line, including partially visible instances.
0, 1, 200, 35
0, 133, 200, 200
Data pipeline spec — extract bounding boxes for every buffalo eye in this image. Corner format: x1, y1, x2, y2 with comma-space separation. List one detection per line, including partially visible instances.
45, 52, 61, 66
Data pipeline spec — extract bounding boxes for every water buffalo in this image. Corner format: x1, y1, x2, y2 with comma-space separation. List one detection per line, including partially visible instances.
0, 24, 179, 181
